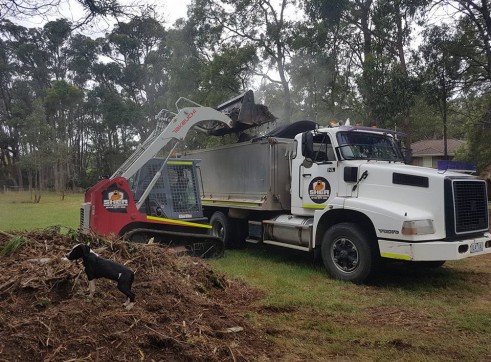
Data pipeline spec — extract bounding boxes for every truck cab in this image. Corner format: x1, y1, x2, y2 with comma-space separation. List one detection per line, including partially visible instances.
293, 124, 490, 281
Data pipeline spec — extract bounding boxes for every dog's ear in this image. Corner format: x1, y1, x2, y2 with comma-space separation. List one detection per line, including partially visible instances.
81, 244, 91, 257
67, 243, 84, 260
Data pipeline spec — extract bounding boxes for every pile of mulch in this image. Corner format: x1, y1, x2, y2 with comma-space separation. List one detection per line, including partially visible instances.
0, 229, 277, 362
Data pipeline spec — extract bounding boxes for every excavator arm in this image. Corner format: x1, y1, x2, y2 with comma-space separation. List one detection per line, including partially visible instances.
112, 90, 275, 180
112, 106, 234, 180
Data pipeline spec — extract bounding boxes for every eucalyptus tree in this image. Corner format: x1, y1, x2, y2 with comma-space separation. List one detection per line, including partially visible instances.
431, 1, 491, 170
460, 94, 491, 171
189, 0, 299, 121
303, 0, 381, 124
162, 18, 263, 150
44, 80, 84, 190
0, 35, 22, 187
163, 20, 204, 105
67, 34, 98, 87
0, 19, 92, 190
0, 20, 48, 187
0, 20, 51, 93
102, 15, 167, 141
199, 45, 259, 105
303, 0, 428, 153
370, 0, 429, 150
65, 34, 99, 184
291, 1, 358, 124
1, 0, 139, 29
79, 14, 168, 177
42, 19, 71, 81
419, 25, 462, 158
87, 62, 137, 174
440, 0, 491, 87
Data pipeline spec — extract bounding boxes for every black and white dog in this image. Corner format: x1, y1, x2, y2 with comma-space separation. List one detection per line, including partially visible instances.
66, 243, 135, 310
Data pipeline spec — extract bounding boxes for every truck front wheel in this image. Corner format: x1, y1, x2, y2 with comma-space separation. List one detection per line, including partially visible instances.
321, 223, 376, 283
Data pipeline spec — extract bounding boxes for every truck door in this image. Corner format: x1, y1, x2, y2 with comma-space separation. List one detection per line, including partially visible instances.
296, 132, 338, 215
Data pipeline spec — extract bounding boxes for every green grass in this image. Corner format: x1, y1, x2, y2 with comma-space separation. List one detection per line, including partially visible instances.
1, 192, 490, 361
210, 247, 491, 361
0, 191, 82, 230
0, 235, 27, 256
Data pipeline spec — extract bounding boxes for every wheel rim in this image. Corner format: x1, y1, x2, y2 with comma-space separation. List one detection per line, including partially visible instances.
129, 233, 147, 243
331, 237, 359, 273
212, 221, 225, 240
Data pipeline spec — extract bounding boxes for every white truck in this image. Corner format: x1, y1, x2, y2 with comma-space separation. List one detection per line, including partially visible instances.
184, 121, 491, 282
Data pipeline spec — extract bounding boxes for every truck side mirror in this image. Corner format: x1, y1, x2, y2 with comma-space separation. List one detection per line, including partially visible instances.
302, 132, 314, 159
302, 158, 313, 168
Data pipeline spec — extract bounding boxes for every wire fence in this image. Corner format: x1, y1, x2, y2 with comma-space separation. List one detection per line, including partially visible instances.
2, 186, 27, 192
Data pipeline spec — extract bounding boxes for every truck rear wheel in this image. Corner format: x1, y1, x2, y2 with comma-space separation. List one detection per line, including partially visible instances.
321, 223, 376, 283
210, 211, 234, 249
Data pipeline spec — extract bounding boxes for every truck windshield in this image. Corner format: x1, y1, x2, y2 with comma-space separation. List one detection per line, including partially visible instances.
336, 131, 404, 161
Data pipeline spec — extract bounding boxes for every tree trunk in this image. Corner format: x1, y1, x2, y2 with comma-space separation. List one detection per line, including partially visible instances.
394, 1, 412, 160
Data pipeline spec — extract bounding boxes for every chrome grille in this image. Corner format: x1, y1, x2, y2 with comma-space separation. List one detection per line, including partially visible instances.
453, 180, 488, 234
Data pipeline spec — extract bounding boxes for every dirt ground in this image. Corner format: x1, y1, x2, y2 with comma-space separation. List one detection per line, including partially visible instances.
0, 229, 277, 362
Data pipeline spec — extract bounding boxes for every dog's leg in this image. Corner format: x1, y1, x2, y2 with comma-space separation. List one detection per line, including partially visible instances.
125, 300, 135, 310
88, 279, 96, 297
125, 290, 136, 310
120, 292, 135, 309
118, 273, 135, 309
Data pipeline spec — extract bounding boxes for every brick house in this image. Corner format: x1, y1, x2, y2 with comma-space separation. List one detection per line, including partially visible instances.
410, 139, 466, 168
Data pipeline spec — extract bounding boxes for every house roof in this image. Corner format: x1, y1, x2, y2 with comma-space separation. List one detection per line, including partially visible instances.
411, 139, 466, 157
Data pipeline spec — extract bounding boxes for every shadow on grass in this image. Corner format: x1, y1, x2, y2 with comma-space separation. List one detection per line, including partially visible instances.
369, 261, 489, 293
233, 243, 489, 295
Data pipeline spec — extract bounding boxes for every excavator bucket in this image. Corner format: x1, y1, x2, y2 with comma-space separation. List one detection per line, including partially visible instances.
210, 90, 276, 136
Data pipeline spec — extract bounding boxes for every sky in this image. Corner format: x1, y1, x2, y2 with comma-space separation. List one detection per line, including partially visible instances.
160, 0, 190, 24
9, 0, 191, 34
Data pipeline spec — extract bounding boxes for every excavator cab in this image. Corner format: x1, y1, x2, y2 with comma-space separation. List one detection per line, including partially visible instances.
131, 158, 203, 220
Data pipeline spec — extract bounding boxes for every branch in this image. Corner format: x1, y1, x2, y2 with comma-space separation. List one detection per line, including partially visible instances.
254, 71, 282, 84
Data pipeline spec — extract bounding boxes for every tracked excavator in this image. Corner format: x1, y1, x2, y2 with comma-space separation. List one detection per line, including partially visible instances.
80, 90, 275, 258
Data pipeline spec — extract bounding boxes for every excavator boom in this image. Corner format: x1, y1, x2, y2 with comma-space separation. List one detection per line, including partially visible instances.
112, 106, 233, 180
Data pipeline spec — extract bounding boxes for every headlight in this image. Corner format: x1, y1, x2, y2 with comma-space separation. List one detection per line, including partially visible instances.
401, 220, 435, 235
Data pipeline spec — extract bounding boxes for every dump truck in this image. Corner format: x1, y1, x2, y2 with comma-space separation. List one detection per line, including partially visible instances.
80, 91, 275, 257
180, 121, 491, 281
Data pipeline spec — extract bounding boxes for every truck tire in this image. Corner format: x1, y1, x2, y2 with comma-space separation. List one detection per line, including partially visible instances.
210, 211, 234, 249
321, 223, 376, 283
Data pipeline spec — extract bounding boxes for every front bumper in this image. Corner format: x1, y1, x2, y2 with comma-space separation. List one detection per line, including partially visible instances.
378, 233, 491, 261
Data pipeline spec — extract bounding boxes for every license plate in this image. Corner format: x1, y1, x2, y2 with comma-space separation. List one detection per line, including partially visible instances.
470, 242, 484, 253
